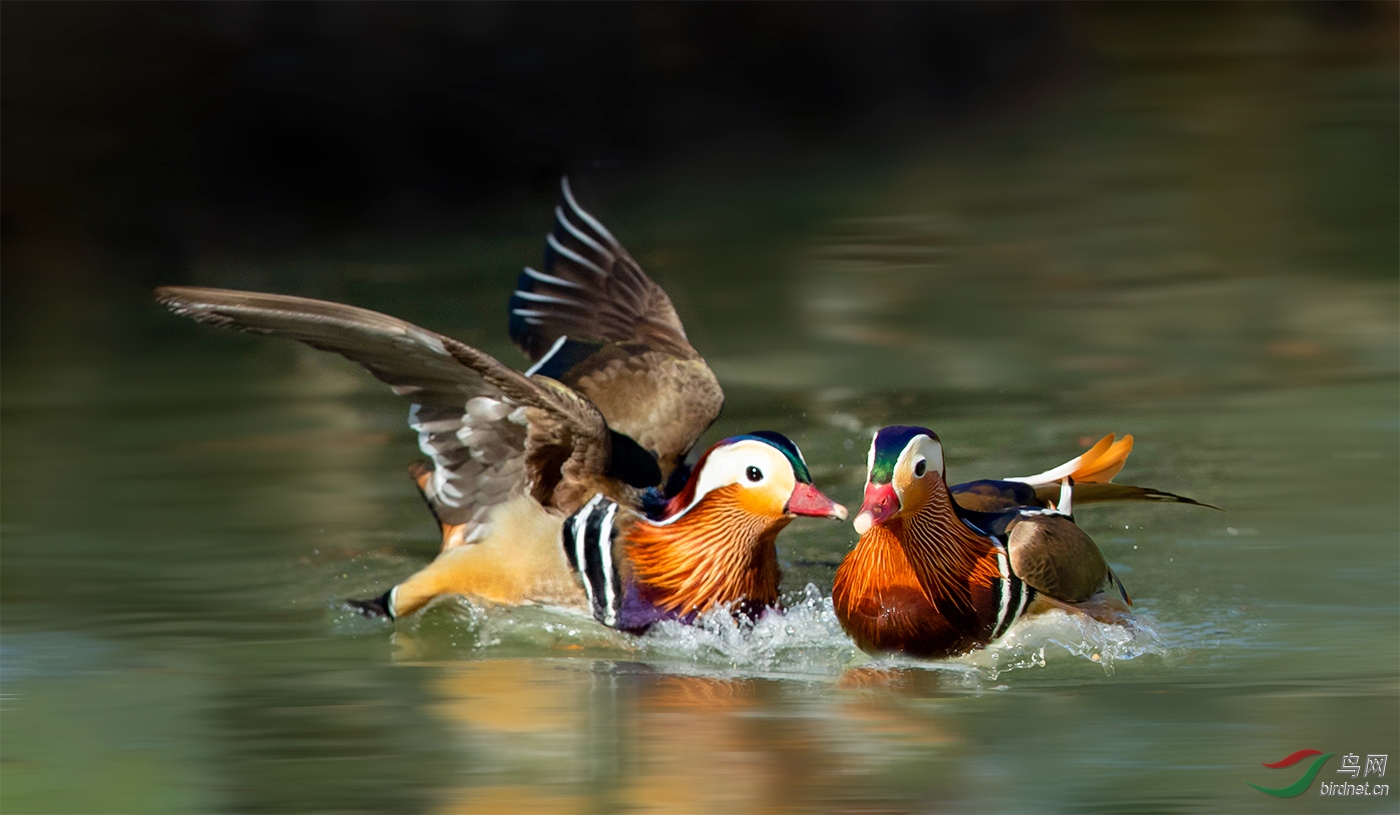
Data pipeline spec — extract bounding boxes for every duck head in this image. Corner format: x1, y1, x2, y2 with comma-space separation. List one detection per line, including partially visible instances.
663, 430, 848, 524
852, 425, 946, 535
629, 431, 846, 617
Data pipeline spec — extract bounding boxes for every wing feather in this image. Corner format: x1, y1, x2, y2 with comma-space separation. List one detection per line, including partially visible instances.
508, 177, 693, 360
156, 286, 609, 540
506, 179, 724, 479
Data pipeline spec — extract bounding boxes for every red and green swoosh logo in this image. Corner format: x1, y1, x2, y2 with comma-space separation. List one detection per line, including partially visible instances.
1248, 749, 1335, 797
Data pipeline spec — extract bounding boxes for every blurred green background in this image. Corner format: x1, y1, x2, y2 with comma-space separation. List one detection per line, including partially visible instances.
3, 4, 1396, 813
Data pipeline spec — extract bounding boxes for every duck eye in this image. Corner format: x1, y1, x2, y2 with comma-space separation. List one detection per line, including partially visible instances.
913, 459, 927, 477
745, 465, 763, 483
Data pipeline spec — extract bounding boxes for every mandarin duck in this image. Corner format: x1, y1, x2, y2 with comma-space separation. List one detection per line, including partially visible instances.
156, 180, 845, 627
563, 430, 844, 632
832, 427, 1212, 658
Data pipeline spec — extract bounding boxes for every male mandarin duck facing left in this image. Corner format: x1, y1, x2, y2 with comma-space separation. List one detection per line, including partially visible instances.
564, 431, 844, 632
157, 180, 845, 631
833, 426, 1213, 658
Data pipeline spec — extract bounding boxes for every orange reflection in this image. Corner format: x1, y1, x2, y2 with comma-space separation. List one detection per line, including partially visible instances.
433, 659, 588, 736
427, 659, 969, 814
616, 673, 827, 815
440, 785, 587, 815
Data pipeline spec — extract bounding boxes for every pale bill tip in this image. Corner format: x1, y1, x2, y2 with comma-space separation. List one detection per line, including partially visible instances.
853, 511, 873, 535
831, 503, 850, 522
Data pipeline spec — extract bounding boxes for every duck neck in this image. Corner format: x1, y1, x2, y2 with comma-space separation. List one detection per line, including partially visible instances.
895, 480, 996, 613
625, 496, 785, 617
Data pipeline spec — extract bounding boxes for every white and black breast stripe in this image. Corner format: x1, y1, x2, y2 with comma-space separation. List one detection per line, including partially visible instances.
990, 537, 1032, 641
562, 494, 624, 627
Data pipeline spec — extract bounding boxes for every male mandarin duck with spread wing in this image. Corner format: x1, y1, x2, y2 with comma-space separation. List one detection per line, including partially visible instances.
157, 180, 846, 629
832, 427, 1213, 658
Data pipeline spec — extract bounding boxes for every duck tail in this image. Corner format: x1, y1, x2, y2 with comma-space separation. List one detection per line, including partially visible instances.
1006, 434, 1133, 487
1009, 434, 1221, 510
408, 460, 471, 550
408, 460, 443, 525
1041, 482, 1222, 510
1109, 567, 1133, 607
346, 589, 395, 620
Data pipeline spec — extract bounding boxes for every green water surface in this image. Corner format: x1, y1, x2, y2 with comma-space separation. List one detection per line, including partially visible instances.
3, 14, 1397, 814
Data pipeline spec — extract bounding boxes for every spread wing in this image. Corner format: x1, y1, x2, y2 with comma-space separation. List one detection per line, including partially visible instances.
155, 286, 610, 545
506, 178, 724, 480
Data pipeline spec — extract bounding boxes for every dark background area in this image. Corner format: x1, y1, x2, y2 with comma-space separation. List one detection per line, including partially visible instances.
2, 1, 1388, 295
4, 2, 1070, 270
7, 2, 1385, 281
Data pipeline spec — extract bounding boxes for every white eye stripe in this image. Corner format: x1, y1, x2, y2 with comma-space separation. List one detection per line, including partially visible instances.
892, 436, 944, 501
927, 440, 944, 476
653, 441, 794, 526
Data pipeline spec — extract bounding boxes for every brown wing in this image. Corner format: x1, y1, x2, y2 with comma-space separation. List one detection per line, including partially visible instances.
1005, 513, 1118, 604
155, 286, 611, 544
506, 179, 723, 480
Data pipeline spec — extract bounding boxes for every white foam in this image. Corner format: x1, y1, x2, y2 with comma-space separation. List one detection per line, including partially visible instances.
344, 583, 1194, 681
639, 584, 858, 676
967, 608, 1167, 679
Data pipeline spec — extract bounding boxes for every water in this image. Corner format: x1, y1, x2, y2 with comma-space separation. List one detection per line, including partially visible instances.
4, 19, 1397, 814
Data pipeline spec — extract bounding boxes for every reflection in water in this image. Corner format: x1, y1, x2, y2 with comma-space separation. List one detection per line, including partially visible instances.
429, 660, 971, 815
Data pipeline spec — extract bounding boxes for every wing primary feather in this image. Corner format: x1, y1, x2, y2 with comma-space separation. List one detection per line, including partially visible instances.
513, 290, 585, 307
561, 176, 622, 250
523, 266, 584, 289
554, 206, 610, 257
546, 233, 607, 277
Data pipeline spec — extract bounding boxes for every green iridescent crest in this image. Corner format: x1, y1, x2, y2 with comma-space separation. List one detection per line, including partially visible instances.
868, 426, 936, 484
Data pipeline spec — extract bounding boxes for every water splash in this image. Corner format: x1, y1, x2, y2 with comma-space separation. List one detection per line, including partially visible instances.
967, 608, 1167, 679
340, 584, 1219, 681
639, 584, 858, 676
